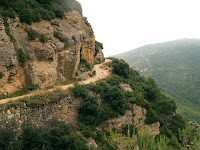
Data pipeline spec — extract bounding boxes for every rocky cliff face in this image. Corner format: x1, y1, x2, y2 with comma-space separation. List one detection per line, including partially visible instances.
0, 11, 104, 95
103, 104, 160, 138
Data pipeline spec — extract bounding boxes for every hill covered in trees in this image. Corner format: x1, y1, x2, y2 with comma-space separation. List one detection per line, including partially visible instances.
115, 39, 200, 123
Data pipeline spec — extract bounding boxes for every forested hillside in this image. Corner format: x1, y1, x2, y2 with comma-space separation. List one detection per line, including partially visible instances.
115, 39, 200, 123
1, 58, 199, 149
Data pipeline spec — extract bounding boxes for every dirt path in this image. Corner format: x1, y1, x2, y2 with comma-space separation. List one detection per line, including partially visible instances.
0, 59, 112, 105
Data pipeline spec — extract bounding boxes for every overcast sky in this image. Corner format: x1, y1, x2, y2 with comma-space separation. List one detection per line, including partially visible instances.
78, 0, 200, 57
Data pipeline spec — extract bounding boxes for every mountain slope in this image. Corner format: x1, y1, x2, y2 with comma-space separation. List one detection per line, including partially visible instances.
115, 39, 200, 123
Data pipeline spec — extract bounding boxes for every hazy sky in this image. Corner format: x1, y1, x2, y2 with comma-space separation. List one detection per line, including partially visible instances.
78, 0, 200, 57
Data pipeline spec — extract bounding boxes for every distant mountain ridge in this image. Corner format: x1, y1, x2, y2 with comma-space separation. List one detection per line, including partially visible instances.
115, 38, 200, 123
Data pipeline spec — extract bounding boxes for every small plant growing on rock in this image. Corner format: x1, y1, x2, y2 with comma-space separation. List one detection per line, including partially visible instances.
17, 48, 27, 63
0, 72, 4, 79
26, 28, 36, 40
54, 31, 64, 42
40, 34, 46, 43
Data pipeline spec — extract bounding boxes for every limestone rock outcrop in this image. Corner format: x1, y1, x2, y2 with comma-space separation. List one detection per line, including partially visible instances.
103, 104, 160, 138
0, 96, 81, 127
95, 47, 104, 63
119, 83, 133, 92
0, 11, 104, 95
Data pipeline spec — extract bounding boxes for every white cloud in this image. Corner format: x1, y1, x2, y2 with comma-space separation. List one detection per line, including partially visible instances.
78, 0, 200, 56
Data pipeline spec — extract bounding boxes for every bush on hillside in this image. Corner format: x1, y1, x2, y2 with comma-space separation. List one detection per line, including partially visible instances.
106, 74, 122, 86
112, 59, 130, 78
19, 8, 34, 25
40, 34, 46, 43
26, 28, 36, 40
54, 31, 64, 42
104, 86, 125, 115
78, 96, 103, 126
71, 83, 89, 99
17, 48, 28, 63
0, 72, 4, 79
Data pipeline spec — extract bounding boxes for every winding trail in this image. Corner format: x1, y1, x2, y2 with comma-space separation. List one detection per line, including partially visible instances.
0, 59, 112, 105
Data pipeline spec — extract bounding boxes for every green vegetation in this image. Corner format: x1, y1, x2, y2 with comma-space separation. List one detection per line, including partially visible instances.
0, 72, 3, 79
70, 58, 186, 149
0, 118, 87, 150
2, 17, 14, 41
26, 28, 36, 40
115, 39, 200, 123
0, 0, 82, 25
1, 58, 199, 149
3, 17, 10, 36
112, 59, 130, 78
105, 123, 200, 150
54, 31, 64, 42
88, 71, 96, 77
95, 41, 103, 56
105, 127, 172, 150
17, 48, 28, 63
80, 59, 91, 69
40, 34, 46, 43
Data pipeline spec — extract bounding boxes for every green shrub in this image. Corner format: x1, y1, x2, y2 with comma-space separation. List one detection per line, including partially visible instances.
22, 125, 51, 150
39, 7, 54, 21
2, 18, 10, 36
71, 83, 89, 99
95, 41, 103, 56
106, 74, 122, 86
79, 96, 103, 125
1, 10, 15, 19
112, 59, 130, 78
92, 70, 96, 76
5, 26, 10, 36
91, 81, 110, 94
54, 9, 64, 18
21, 119, 87, 150
84, 17, 91, 27
169, 114, 186, 137
19, 8, 34, 25
40, 34, 46, 43
80, 59, 91, 69
0, 120, 18, 150
54, 31, 64, 42
48, 119, 87, 150
17, 48, 27, 63
145, 108, 159, 124
27, 83, 40, 91
0, 72, 3, 79
79, 123, 95, 138
104, 86, 125, 114
26, 28, 36, 40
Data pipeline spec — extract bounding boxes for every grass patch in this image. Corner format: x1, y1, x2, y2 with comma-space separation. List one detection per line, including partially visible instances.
0, 89, 68, 111
0, 84, 39, 100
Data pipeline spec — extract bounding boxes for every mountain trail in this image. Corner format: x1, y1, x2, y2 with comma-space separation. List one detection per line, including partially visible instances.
0, 59, 112, 105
